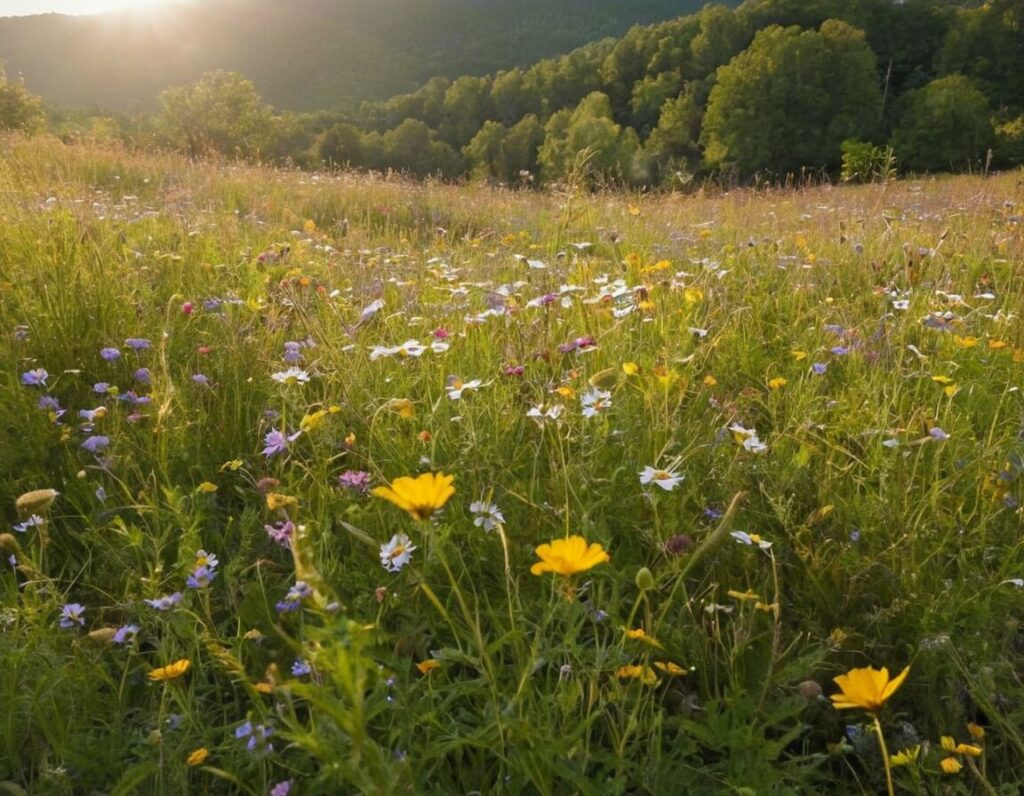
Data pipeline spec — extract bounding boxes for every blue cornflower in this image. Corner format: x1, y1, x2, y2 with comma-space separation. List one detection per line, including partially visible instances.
60, 603, 86, 629
81, 435, 110, 453
113, 624, 140, 644
124, 338, 151, 350
291, 659, 312, 677
811, 362, 828, 375
21, 369, 48, 387
100, 347, 121, 361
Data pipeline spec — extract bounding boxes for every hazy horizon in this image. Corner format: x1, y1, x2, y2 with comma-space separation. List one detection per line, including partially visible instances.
1, 0, 169, 16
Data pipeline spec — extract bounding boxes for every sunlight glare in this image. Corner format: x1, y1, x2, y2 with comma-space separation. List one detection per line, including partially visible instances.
3, 1, 171, 17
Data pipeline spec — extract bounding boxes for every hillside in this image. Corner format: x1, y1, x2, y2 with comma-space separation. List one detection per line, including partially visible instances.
0, 0, 722, 111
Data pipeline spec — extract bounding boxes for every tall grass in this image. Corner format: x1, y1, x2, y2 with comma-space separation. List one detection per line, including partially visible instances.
2, 134, 1024, 794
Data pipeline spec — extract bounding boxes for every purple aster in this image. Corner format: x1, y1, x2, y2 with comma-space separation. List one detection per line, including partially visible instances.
812, 362, 828, 375
93, 382, 111, 394
21, 369, 48, 387
118, 391, 150, 405
262, 429, 289, 458
37, 395, 61, 411
291, 659, 312, 677
81, 435, 110, 453
113, 624, 140, 644
145, 592, 183, 611
282, 341, 302, 363
124, 338, 151, 350
830, 346, 850, 356
100, 347, 121, 361
192, 373, 210, 386
187, 566, 216, 589
235, 721, 273, 754
929, 427, 949, 441
133, 367, 151, 384
338, 470, 372, 494
59, 603, 86, 629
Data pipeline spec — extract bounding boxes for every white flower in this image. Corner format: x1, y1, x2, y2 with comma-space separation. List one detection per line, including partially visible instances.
730, 530, 773, 550
380, 533, 416, 573
729, 423, 767, 453
639, 466, 684, 491
527, 404, 564, 423
369, 340, 427, 361
469, 501, 505, 532
581, 388, 612, 418
271, 367, 310, 385
892, 299, 910, 311
446, 377, 483, 401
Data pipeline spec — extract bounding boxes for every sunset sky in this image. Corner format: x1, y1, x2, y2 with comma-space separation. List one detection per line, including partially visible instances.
1, 1, 169, 15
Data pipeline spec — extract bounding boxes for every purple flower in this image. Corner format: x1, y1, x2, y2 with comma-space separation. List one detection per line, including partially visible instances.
264, 520, 294, 548
276, 580, 312, 613
100, 347, 121, 361
338, 470, 372, 494
291, 659, 312, 677
203, 298, 223, 312
235, 721, 273, 754
81, 435, 110, 453
262, 429, 289, 458
37, 395, 61, 412
929, 427, 949, 441
830, 346, 850, 356
117, 391, 150, 406
282, 341, 302, 363
186, 550, 219, 589
13, 515, 45, 533
113, 624, 140, 644
192, 373, 210, 386
145, 592, 183, 611
95, 486, 107, 501
124, 338, 151, 350
93, 382, 112, 394
60, 603, 86, 629
133, 367, 151, 384
811, 362, 828, 375
270, 781, 293, 796
21, 369, 48, 386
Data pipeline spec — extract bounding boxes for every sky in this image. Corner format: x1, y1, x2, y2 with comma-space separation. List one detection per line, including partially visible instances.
1, 0, 169, 15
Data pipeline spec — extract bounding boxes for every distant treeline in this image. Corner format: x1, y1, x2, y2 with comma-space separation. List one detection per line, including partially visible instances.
6, 0, 1024, 185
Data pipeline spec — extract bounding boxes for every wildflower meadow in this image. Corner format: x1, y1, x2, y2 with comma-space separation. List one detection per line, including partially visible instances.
2, 135, 1024, 794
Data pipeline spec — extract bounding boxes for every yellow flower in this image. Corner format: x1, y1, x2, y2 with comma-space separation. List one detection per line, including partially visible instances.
196, 482, 218, 493
889, 745, 920, 767
955, 743, 982, 757
373, 472, 455, 521
266, 493, 298, 511
615, 664, 658, 684
830, 665, 909, 713
653, 661, 687, 676
530, 535, 610, 577
954, 335, 978, 348
625, 627, 663, 648
941, 735, 957, 752
989, 339, 1008, 350
967, 722, 985, 740
149, 659, 191, 682
703, 374, 717, 387
416, 659, 441, 675
387, 398, 416, 419
767, 377, 787, 390
791, 350, 808, 361
300, 409, 329, 432
622, 362, 639, 376
186, 747, 209, 766
940, 757, 963, 774
683, 287, 703, 304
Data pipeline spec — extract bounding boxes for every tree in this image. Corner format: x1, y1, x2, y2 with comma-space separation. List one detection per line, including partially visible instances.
890, 74, 994, 171
157, 71, 273, 159
0, 64, 45, 135
701, 20, 882, 176
315, 123, 364, 167
538, 92, 637, 184
441, 76, 495, 148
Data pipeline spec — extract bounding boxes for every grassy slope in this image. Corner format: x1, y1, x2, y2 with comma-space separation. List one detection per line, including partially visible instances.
1, 136, 1024, 793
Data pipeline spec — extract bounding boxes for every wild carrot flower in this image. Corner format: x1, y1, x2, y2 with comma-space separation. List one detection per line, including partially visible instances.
372, 472, 455, 521
530, 535, 610, 576
149, 659, 191, 681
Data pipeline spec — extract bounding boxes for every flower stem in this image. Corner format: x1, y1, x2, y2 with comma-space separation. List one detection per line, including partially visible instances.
965, 754, 999, 796
872, 715, 895, 796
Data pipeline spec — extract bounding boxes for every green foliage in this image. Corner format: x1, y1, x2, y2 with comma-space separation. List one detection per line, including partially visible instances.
702, 20, 882, 176
0, 64, 44, 135
890, 74, 994, 172
839, 139, 897, 183
538, 92, 638, 184
156, 71, 274, 159
994, 115, 1024, 167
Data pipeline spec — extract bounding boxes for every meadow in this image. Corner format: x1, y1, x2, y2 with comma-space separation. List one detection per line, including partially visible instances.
1, 135, 1023, 794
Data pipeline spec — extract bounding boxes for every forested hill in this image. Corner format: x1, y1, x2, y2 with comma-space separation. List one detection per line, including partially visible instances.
0, 0, 720, 111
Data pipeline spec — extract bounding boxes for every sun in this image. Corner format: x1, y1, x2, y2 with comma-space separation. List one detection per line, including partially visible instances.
3, 1, 171, 16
